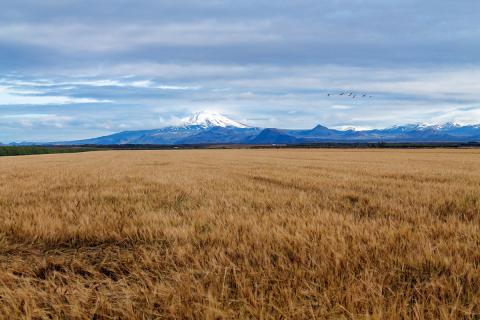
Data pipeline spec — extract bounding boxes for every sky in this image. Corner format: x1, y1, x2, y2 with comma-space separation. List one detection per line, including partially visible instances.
1, 0, 480, 142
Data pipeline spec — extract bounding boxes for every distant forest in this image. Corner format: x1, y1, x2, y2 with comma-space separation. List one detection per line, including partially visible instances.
1, 142, 480, 157
0, 146, 97, 157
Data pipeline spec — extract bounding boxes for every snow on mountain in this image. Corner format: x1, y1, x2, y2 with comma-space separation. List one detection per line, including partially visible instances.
433, 122, 480, 130
333, 125, 375, 131
180, 111, 248, 128
386, 123, 432, 131
387, 122, 480, 132
434, 122, 463, 129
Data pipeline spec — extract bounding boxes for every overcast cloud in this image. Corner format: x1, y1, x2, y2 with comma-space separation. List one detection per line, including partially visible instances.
1, 0, 479, 142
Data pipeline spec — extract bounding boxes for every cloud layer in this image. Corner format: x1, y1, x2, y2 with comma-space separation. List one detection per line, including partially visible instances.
0, 0, 479, 142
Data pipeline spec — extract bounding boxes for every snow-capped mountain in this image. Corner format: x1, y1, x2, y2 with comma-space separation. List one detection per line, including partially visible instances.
379, 122, 480, 139
44, 112, 480, 145
58, 111, 259, 145
386, 122, 468, 132
180, 111, 248, 128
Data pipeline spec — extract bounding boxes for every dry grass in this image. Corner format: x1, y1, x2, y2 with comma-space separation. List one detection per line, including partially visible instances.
0, 149, 479, 319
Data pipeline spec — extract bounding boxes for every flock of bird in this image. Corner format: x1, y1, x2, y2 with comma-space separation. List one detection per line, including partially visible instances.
327, 92, 373, 99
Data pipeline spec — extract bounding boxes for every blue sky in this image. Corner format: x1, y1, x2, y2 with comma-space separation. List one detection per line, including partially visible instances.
1, 0, 480, 142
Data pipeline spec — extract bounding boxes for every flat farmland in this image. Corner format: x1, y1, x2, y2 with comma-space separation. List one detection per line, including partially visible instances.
0, 149, 479, 319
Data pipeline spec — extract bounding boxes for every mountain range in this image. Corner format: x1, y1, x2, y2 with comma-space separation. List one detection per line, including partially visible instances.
6, 111, 480, 145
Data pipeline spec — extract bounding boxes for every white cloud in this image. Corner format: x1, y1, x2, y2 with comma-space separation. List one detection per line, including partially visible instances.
331, 105, 352, 110
0, 78, 200, 91
40, 63, 480, 102
0, 21, 279, 52
0, 86, 111, 105
0, 113, 73, 128
429, 107, 480, 125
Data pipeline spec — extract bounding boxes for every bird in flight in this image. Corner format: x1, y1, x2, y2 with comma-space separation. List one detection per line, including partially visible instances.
325, 91, 374, 99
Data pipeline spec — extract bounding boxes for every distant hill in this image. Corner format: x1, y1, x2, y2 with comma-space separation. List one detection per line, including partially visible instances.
251, 128, 301, 144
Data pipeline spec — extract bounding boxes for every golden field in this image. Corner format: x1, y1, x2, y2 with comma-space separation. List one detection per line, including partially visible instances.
0, 149, 479, 319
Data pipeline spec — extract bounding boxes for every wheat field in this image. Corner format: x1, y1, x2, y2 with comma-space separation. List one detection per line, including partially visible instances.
0, 149, 479, 319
